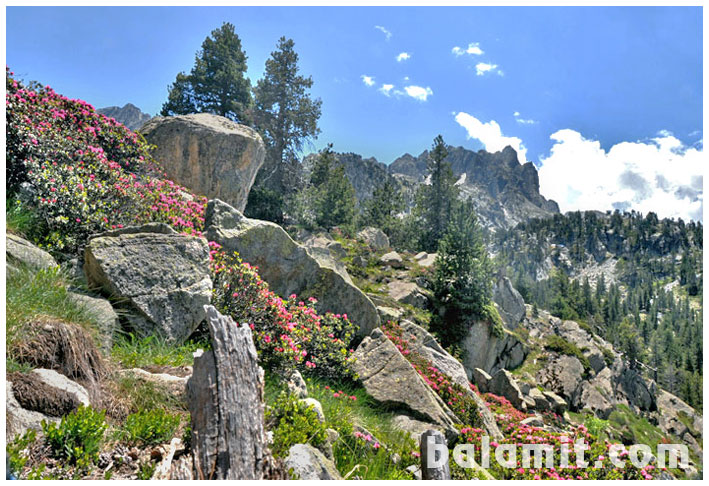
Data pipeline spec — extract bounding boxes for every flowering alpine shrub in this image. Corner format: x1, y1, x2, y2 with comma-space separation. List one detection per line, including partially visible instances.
209, 246, 357, 379
6, 68, 206, 253
383, 321, 482, 427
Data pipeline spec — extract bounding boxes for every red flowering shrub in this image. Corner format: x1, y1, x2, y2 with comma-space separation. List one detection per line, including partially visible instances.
6, 68, 205, 253
210, 247, 356, 379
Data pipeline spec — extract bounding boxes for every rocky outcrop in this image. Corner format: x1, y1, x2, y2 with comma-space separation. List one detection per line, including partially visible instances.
461, 321, 527, 377
357, 227, 390, 251
487, 369, 526, 410
656, 390, 703, 445
352, 329, 458, 438
84, 223, 212, 344
140, 113, 265, 212
571, 368, 615, 419
387, 281, 428, 309
493, 277, 525, 329
97, 103, 151, 131
6, 233, 58, 273
285, 444, 341, 480
537, 355, 585, 400
204, 199, 380, 338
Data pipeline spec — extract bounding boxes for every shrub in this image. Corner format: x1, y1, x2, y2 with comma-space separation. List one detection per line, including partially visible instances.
210, 247, 357, 379
120, 409, 181, 446
6, 429, 38, 477
42, 406, 107, 469
544, 334, 591, 374
266, 392, 328, 458
6, 69, 206, 254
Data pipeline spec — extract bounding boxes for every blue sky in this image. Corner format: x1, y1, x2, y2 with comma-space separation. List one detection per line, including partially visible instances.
5, 6, 704, 220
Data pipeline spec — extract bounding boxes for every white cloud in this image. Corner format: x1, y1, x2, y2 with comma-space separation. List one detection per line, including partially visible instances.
454, 112, 527, 162
513, 111, 538, 125
475, 62, 503, 76
379, 84, 394, 96
403, 85, 433, 101
452, 42, 484, 56
396, 52, 411, 62
538, 130, 703, 221
361, 75, 375, 87
375, 25, 392, 40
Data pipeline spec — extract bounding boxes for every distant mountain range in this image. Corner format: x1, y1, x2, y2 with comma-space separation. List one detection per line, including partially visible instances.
305, 145, 559, 231
97, 103, 152, 131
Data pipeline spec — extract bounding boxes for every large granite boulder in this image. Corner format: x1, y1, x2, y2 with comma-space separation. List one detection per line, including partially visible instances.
398, 321, 502, 439
461, 321, 527, 377
553, 319, 611, 374
536, 355, 585, 402
204, 200, 380, 338
285, 444, 341, 480
487, 369, 526, 410
6, 233, 58, 273
571, 367, 615, 419
140, 113, 265, 212
379, 251, 404, 269
84, 223, 212, 344
357, 227, 390, 251
493, 277, 525, 329
352, 329, 458, 438
67, 291, 120, 352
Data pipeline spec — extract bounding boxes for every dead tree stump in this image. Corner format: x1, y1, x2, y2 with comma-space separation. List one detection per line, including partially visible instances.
185, 305, 269, 479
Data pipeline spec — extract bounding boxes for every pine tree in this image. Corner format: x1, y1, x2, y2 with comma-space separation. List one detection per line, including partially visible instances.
362, 177, 404, 237
161, 22, 252, 123
416, 135, 459, 252
429, 199, 495, 347
246, 37, 323, 222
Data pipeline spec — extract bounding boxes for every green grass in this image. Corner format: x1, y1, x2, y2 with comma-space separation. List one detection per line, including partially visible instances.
608, 404, 668, 450
6, 265, 103, 358
111, 374, 187, 414
111, 333, 209, 369
6, 198, 44, 239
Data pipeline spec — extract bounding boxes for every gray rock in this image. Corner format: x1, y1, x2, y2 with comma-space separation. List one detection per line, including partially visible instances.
387, 281, 428, 309
472, 368, 492, 393
204, 199, 380, 338
352, 330, 458, 438
6, 233, 58, 272
521, 415, 544, 428
406, 464, 422, 480
393, 415, 446, 445
357, 227, 390, 251
31, 369, 90, 407
140, 113, 265, 212
414, 252, 436, 268
377, 306, 404, 322
461, 321, 527, 377
493, 277, 525, 329
67, 291, 119, 351
286, 370, 308, 399
299, 398, 325, 423
285, 444, 342, 480
97, 103, 151, 131
352, 255, 368, 268
84, 226, 212, 344
119, 368, 190, 396
487, 369, 526, 410
6, 382, 58, 442
420, 430, 451, 480
656, 390, 703, 442
528, 388, 550, 411
380, 251, 405, 269
572, 367, 615, 419
536, 355, 585, 401
614, 365, 656, 412
542, 391, 568, 414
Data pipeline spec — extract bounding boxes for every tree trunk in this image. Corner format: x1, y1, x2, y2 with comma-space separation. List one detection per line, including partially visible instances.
184, 305, 269, 479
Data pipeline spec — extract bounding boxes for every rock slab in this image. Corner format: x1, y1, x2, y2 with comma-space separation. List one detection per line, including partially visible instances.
285, 444, 341, 480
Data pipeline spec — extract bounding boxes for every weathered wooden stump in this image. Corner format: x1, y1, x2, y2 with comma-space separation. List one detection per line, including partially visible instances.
182, 305, 269, 479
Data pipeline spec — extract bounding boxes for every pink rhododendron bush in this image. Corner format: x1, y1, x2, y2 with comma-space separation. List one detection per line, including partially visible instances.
210, 246, 357, 379
6, 68, 206, 254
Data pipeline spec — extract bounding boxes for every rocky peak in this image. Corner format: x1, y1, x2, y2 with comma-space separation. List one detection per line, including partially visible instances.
97, 103, 152, 131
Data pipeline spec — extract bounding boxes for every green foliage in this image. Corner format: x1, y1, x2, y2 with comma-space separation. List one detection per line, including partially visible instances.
361, 177, 405, 238
415, 135, 459, 252
120, 409, 181, 446
247, 37, 322, 221
111, 333, 209, 368
42, 406, 107, 468
544, 335, 592, 374
266, 392, 328, 458
112, 375, 187, 414
6, 198, 41, 238
429, 199, 494, 347
161, 22, 252, 123
6, 429, 38, 477
137, 460, 157, 480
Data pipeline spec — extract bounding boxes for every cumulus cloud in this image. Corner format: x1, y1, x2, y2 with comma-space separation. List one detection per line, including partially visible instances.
513, 111, 537, 125
361, 75, 375, 87
396, 52, 411, 62
475, 62, 503, 76
454, 112, 527, 162
379, 84, 394, 96
403, 85, 433, 101
375, 25, 392, 40
538, 130, 703, 221
452, 42, 484, 56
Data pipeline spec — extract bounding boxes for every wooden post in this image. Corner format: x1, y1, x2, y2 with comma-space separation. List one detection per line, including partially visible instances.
185, 305, 269, 479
